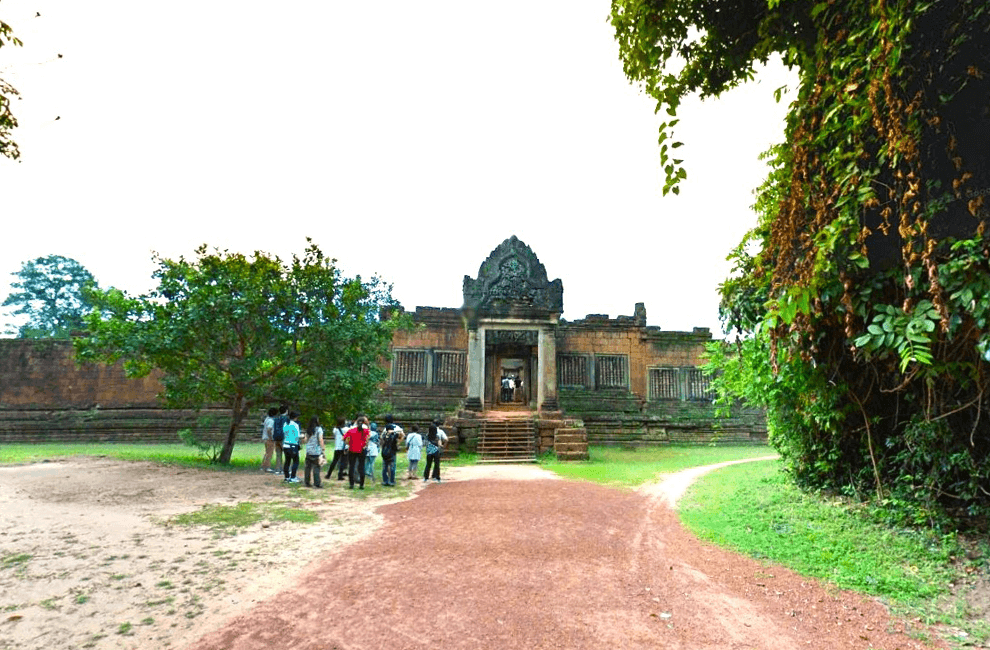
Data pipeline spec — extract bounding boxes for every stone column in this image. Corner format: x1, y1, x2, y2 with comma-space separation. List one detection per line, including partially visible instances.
538, 326, 558, 411
465, 327, 485, 411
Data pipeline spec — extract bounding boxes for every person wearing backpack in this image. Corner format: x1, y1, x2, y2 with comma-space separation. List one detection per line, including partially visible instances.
379, 414, 404, 486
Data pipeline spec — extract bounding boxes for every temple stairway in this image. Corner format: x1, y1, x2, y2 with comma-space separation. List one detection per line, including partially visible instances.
476, 410, 537, 463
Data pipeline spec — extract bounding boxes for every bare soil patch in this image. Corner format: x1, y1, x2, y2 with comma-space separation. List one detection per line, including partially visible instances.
0, 457, 949, 650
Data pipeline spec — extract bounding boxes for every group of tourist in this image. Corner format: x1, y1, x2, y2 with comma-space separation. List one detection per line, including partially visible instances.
260, 407, 448, 489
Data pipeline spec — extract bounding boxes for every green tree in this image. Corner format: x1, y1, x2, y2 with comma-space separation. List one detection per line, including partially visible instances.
1, 12, 22, 160
2, 255, 99, 338
615, 0, 990, 527
75, 241, 408, 465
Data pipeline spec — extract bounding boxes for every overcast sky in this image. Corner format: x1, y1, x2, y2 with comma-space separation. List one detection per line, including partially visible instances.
2, 0, 796, 335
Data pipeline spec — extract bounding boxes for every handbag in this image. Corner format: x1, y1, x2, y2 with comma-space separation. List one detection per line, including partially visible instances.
318, 454, 327, 466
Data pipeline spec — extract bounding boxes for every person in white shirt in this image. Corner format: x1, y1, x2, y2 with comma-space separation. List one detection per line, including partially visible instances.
324, 417, 348, 481
405, 425, 423, 479
434, 419, 449, 448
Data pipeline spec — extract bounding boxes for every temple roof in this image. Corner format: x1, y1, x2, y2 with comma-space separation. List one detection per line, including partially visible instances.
462, 236, 563, 325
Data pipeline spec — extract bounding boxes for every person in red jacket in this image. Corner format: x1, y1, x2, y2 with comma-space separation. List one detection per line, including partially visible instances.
342, 416, 370, 489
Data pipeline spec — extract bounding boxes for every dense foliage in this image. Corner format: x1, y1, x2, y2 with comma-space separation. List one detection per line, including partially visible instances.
2, 255, 98, 338
0, 10, 21, 160
613, 0, 990, 528
76, 242, 407, 464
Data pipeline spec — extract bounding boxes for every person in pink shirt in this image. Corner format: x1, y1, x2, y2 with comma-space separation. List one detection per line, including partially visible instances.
342, 416, 370, 489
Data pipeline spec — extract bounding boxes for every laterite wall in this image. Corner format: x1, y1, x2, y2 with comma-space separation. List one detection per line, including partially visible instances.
0, 339, 213, 443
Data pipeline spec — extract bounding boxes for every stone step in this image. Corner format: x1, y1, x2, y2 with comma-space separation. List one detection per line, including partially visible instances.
479, 417, 537, 462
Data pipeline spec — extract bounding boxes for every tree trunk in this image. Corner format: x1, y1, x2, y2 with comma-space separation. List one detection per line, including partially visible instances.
218, 395, 251, 465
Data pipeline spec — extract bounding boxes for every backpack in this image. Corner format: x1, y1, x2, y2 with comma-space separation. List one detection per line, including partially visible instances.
273, 414, 287, 442
380, 428, 398, 458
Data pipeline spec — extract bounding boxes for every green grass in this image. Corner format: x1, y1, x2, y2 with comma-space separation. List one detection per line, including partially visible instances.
0, 443, 468, 483
1, 553, 32, 568
0, 442, 262, 468
540, 444, 775, 487
680, 461, 956, 602
169, 502, 318, 530
679, 459, 988, 645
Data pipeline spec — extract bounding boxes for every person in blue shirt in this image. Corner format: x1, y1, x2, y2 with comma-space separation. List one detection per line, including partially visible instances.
282, 411, 302, 483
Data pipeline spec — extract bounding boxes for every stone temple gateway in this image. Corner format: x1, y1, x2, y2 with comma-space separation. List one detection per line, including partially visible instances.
0, 236, 765, 452
383, 236, 765, 460
461, 235, 564, 412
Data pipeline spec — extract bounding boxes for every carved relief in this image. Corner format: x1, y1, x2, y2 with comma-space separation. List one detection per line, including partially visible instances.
487, 329, 538, 346
462, 236, 563, 325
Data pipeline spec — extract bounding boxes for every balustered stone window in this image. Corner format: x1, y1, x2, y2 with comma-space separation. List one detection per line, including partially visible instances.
392, 349, 428, 385
685, 368, 715, 401
391, 348, 466, 386
558, 353, 590, 388
594, 354, 628, 390
649, 367, 681, 401
434, 350, 467, 385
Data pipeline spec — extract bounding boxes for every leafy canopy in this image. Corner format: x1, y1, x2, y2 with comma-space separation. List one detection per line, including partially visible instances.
2, 255, 98, 338
75, 241, 408, 464
615, 0, 990, 528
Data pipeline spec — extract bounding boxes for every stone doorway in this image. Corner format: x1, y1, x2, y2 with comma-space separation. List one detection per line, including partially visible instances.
462, 237, 563, 413
485, 339, 535, 409
496, 357, 529, 407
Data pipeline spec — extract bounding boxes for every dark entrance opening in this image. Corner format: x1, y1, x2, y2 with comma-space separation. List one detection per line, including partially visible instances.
485, 340, 535, 409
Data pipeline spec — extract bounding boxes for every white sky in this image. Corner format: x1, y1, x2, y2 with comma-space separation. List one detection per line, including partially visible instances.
1, 0, 796, 335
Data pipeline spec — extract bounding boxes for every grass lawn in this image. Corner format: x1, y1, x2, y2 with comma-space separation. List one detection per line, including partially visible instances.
0, 440, 471, 479
0, 442, 261, 469
539, 443, 775, 487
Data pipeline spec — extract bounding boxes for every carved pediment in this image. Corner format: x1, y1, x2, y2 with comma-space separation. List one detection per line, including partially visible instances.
462, 236, 563, 325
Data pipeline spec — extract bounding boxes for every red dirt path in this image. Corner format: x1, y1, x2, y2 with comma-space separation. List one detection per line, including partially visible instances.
187, 467, 943, 650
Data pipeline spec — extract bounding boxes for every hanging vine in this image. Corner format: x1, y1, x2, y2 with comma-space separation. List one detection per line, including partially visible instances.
613, 0, 990, 528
